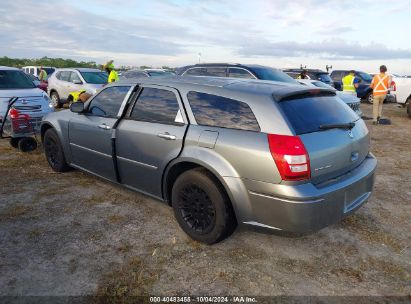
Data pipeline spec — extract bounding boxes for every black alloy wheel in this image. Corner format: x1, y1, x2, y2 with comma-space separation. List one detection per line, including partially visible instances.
172, 168, 236, 244
178, 184, 216, 234
43, 129, 70, 172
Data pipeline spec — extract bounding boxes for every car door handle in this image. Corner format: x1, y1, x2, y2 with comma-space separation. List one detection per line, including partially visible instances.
98, 124, 111, 130
157, 133, 176, 140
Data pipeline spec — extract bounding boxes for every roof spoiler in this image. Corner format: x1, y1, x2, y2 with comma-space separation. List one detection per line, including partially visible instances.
272, 88, 336, 102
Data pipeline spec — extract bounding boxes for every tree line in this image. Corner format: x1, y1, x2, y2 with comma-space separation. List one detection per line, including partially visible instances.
0, 56, 99, 68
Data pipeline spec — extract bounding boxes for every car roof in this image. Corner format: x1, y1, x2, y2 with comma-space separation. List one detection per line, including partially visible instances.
111, 75, 333, 100
179, 63, 278, 70
0, 66, 20, 71
55, 68, 102, 72
283, 68, 327, 73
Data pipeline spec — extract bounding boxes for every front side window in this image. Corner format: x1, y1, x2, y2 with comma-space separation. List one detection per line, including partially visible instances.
228, 68, 254, 79
187, 91, 260, 132
88, 86, 131, 117
130, 87, 181, 124
0, 70, 36, 89
317, 73, 332, 83
80, 72, 108, 84
69, 72, 82, 83
185, 68, 207, 76
205, 68, 226, 77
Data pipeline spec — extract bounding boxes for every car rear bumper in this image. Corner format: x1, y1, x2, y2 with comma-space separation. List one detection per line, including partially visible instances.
239, 153, 377, 233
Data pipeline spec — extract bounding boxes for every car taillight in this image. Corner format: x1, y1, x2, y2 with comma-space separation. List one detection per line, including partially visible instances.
267, 134, 310, 181
390, 80, 396, 91
9, 108, 20, 119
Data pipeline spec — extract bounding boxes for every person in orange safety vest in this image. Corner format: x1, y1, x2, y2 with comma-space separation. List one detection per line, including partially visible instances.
370, 65, 391, 125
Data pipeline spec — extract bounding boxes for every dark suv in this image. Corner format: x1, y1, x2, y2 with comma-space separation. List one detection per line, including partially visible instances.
283, 69, 334, 87
176, 63, 297, 84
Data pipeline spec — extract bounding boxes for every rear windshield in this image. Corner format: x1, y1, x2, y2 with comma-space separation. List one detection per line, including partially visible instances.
317, 73, 332, 83
0, 70, 36, 89
250, 67, 297, 84
147, 71, 175, 77
80, 72, 108, 84
279, 96, 359, 135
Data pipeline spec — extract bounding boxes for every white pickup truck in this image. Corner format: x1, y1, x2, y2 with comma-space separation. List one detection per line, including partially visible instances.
392, 76, 411, 105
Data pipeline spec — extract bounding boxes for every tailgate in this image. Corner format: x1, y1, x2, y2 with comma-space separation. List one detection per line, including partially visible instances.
300, 120, 369, 184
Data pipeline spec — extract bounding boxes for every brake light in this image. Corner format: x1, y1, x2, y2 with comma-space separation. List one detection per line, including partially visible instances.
9, 108, 20, 119
390, 80, 396, 91
267, 134, 310, 181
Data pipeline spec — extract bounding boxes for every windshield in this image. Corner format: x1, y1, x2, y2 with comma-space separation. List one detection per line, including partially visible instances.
279, 95, 358, 135
317, 73, 332, 83
147, 71, 175, 77
0, 70, 36, 89
80, 72, 108, 84
358, 72, 373, 82
250, 67, 297, 84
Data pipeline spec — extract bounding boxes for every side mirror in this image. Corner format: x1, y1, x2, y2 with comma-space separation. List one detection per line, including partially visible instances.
70, 102, 85, 113
72, 79, 83, 85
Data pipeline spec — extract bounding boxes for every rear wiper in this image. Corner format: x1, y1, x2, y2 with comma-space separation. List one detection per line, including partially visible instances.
319, 122, 355, 130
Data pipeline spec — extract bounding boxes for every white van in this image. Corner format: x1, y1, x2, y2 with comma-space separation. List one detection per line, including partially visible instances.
22, 66, 56, 79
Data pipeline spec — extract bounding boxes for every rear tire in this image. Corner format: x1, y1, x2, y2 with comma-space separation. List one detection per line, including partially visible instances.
50, 91, 62, 108
171, 168, 237, 244
9, 138, 20, 149
43, 128, 70, 172
18, 137, 37, 152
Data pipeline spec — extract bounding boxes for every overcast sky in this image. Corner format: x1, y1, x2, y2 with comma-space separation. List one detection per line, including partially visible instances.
2, 0, 411, 73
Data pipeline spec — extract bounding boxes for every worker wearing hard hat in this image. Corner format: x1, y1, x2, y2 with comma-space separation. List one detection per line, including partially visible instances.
342, 70, 359, 95
103, 60, 119, 83
370, 65, 391, 125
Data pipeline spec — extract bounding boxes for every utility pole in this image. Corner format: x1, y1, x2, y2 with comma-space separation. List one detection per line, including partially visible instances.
198, 53, 202, 64
326, 65, 333, 72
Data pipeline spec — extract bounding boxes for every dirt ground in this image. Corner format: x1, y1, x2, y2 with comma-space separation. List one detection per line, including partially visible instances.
0, 103, 410, 298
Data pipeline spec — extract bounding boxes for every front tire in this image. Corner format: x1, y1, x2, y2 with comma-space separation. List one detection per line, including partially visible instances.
50, 91, 62, 108
172, 168, 236, 244
43, 129, 70, 172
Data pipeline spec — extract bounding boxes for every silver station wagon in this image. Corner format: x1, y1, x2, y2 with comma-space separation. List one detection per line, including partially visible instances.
41, 76, 377, 244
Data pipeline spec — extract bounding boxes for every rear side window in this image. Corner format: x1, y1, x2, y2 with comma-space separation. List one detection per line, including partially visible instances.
279, 96, 358, 135
88, 86, 130, 117
205, 68, 226, 77
187, 91, 260, 132
331, 71, 343, 81
130, 87, 181, 124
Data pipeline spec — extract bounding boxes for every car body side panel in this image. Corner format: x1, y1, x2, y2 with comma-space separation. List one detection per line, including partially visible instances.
116, 119, 187, 197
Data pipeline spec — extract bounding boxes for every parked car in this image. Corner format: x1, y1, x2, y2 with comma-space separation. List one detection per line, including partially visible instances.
387, 74, 411, 106
297, 79, 362, 117
22, 66, 55, 79
41, 76, 377, 244
0, 66, 53, 148
25, 73, 48, 92
330, 70, 396, 104
176, 63, 298, 84
283, 68, 334, 87
121, 69, 175, 79
47, 68, 108, 108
